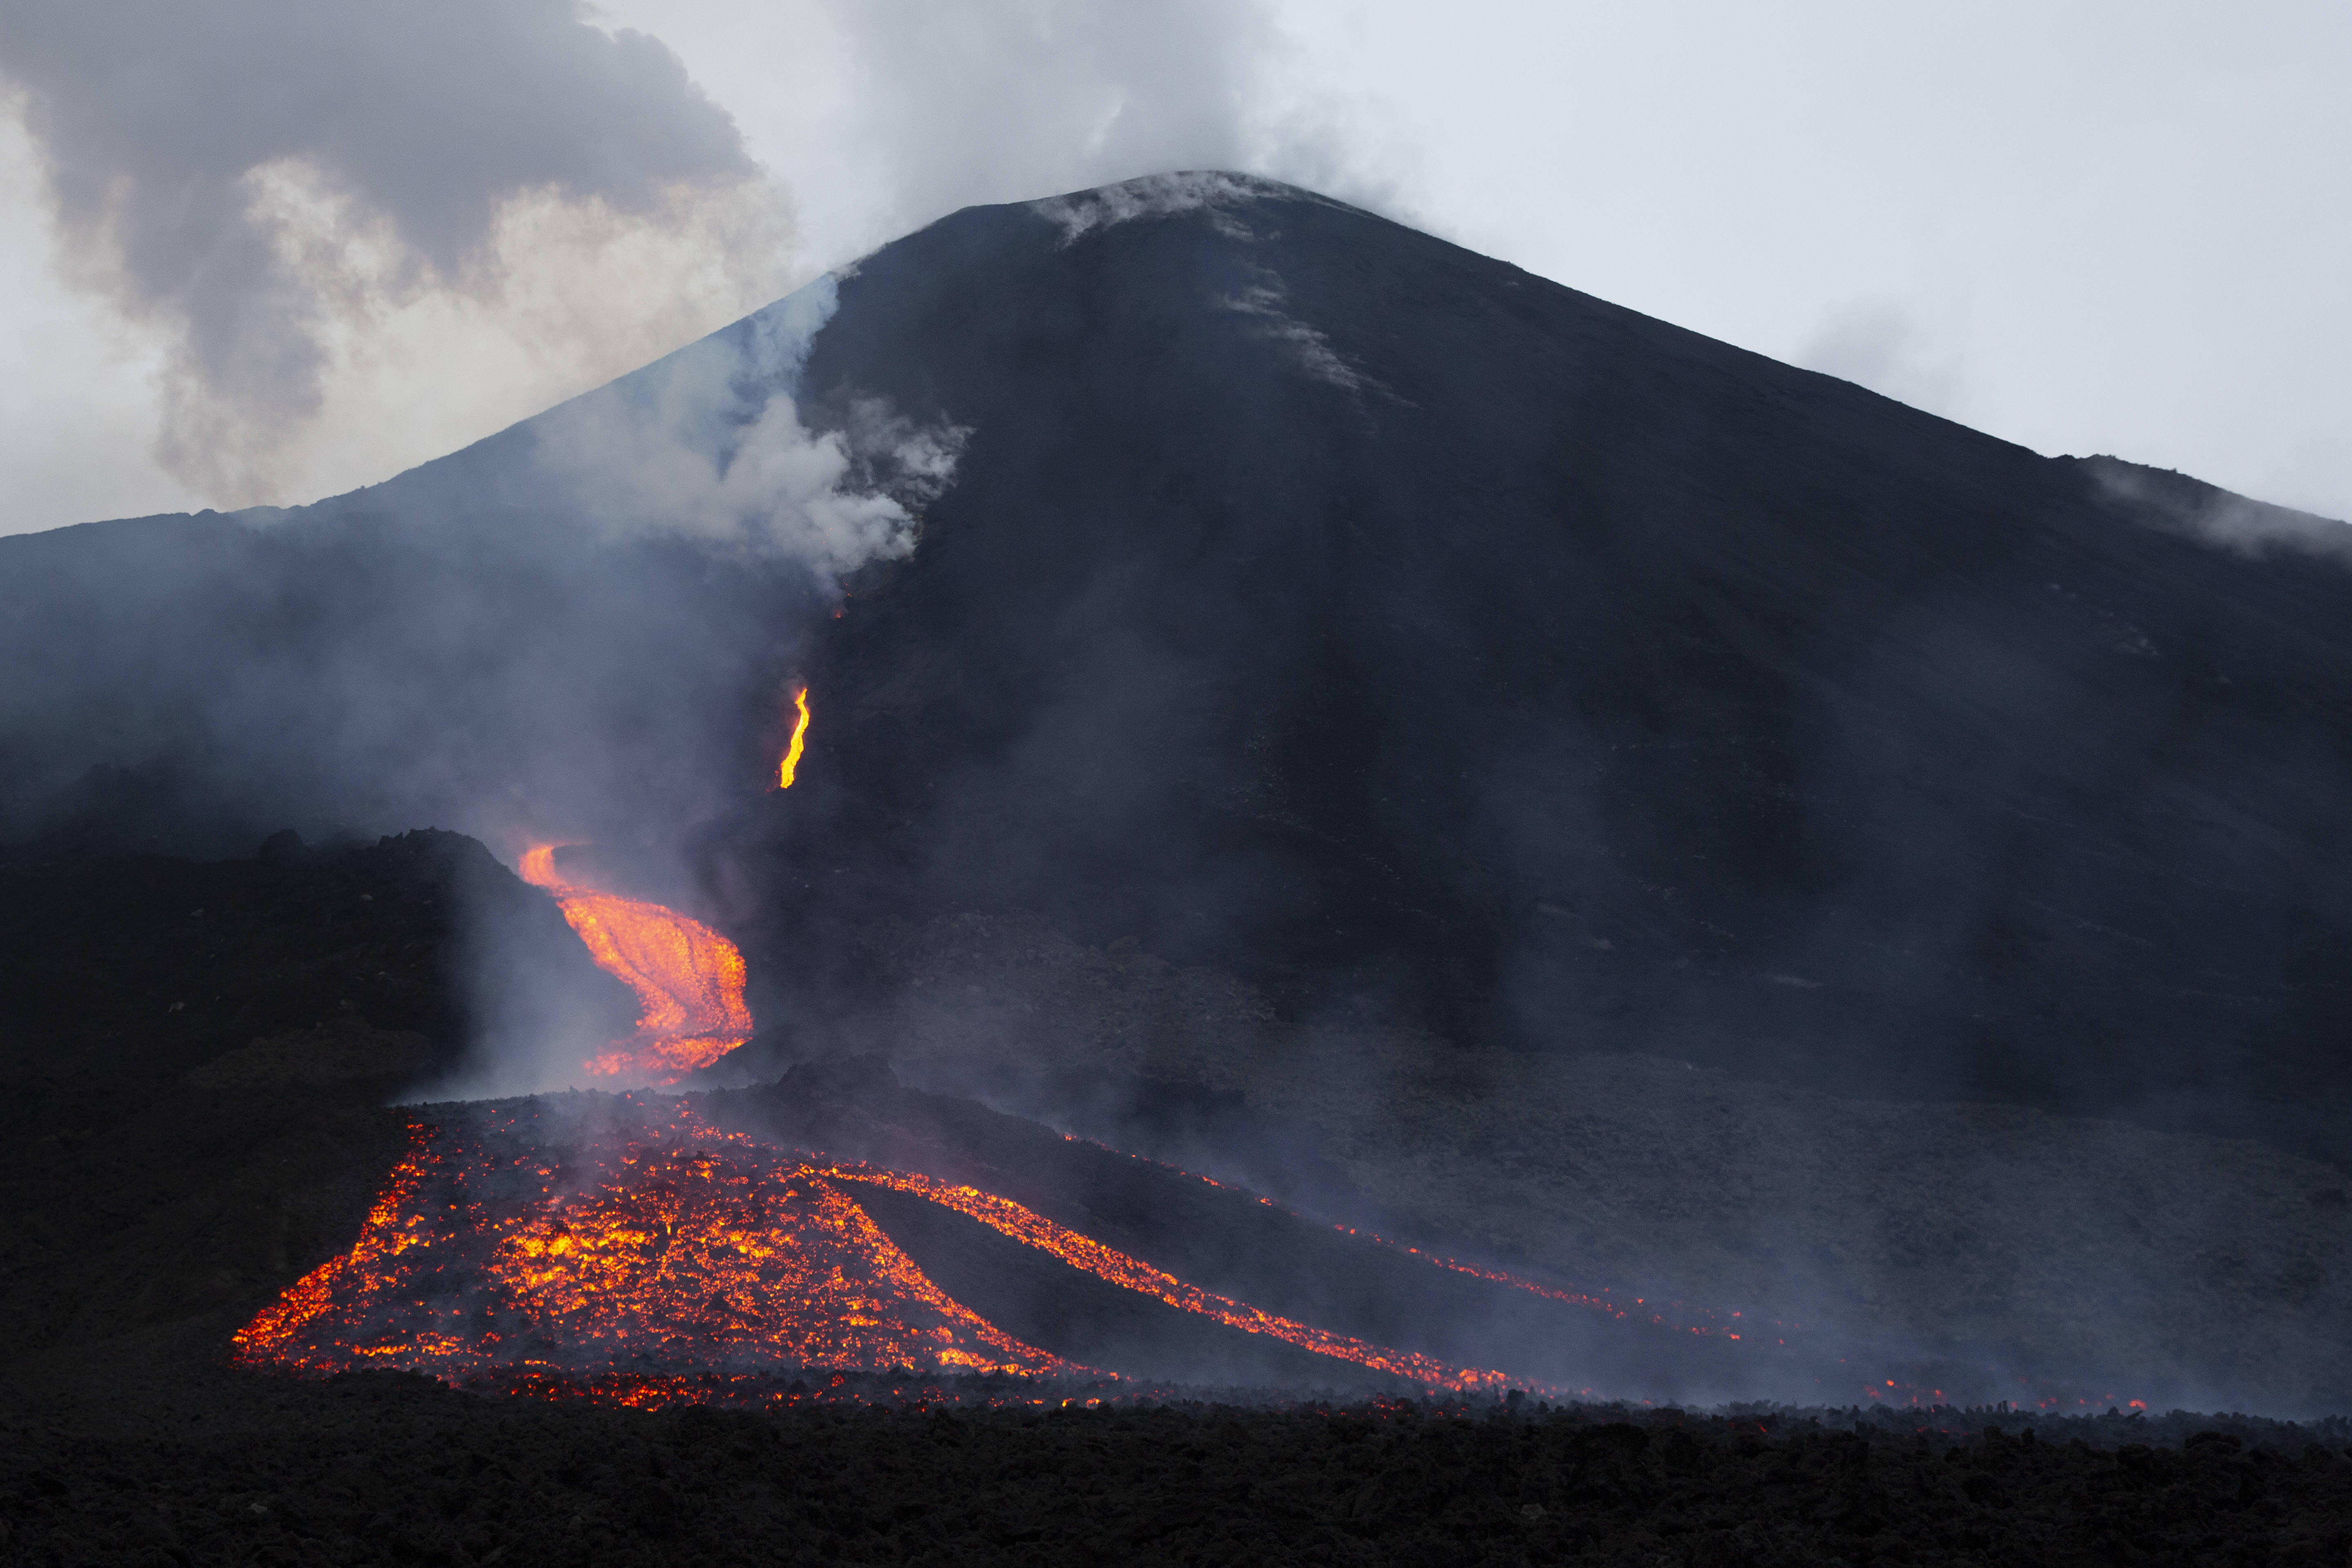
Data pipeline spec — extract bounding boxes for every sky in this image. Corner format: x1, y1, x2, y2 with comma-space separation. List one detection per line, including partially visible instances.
0, 0, 2345, 535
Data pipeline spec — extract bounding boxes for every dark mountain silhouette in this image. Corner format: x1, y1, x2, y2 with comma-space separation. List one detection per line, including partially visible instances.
4, 173, 2350, 1168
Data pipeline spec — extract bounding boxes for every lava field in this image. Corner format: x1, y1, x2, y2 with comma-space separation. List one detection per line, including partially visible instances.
6, 834, 2350, 1564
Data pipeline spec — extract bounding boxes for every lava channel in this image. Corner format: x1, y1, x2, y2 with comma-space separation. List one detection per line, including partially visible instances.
518, 844, 750, 1084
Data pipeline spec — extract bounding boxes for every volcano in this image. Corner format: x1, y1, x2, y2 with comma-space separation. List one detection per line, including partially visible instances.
5, 174, 2352, 1417
9, 173, 2352, 1162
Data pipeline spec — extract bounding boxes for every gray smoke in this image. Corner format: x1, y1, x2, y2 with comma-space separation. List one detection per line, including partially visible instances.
0, 0, 789, 503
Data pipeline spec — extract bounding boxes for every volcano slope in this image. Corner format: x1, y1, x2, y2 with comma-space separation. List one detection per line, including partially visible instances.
726, 176, 2352, 1176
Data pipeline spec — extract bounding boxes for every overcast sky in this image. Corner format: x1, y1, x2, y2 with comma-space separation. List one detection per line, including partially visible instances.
1, 0, 2345, 534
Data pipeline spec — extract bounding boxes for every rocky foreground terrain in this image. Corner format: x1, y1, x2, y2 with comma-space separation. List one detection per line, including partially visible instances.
4, 834, 2350, 1564
8, 1369, 2350, 1567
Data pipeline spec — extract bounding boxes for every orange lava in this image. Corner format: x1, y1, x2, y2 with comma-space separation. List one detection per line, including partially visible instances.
828, 1166, 1518, 1394
519, 845, 751, 1084
234, 1106, 1074, 1385
777, 685, 811, 789
235, 1102, 1537, 1400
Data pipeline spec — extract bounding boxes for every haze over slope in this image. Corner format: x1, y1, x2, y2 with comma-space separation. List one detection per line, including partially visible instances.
4, 174, 2350, 1172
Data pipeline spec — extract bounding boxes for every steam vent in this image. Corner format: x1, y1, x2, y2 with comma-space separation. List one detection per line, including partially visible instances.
7, 176, 2352, 1557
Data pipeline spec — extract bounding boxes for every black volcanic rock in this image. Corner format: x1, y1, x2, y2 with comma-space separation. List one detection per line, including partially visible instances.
739, 176, 2352, 1163
699, 1058, 1774, 1400
5, 173, 2352, 1171
9, 1388, 2348, 1567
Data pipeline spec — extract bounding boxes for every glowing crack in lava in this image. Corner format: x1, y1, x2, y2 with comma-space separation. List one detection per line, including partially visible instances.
234, 1105, 1076, 1392
235, 1105, 1532, 1402
518, 845, 751, 1084
777, 685, 812, 789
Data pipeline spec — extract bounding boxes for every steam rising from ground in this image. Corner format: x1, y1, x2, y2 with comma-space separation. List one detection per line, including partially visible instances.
2085, 454, 2352, 566
1032, 169, 1283, 245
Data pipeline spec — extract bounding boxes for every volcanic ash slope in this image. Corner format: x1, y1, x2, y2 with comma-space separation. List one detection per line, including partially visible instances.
758, 908, 2352, 1416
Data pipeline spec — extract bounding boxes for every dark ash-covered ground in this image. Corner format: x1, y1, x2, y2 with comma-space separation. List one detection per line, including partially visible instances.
6, 836, 2351, 1563
9, 1372, 2352, 1568
717, 909, 2352, 1415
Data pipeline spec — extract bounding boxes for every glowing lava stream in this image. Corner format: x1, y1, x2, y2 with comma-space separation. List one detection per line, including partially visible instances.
233, 1115, 1078, 1390
518, 846, 751, 1084
827, 1165, 1519, 1393
777, 685, 811, 789
232, 1107, 1531, 1401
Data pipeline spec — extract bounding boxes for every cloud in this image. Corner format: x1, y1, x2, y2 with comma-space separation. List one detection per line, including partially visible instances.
0, 0, 793, 505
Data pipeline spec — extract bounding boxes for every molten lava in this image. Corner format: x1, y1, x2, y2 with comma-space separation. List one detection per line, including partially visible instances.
236, 1102, 1539, 1402
829, 1166, 1516, 1392
777, 685, 811, 789
234, 1104, 1075, 1388
518, 845, 751, 1084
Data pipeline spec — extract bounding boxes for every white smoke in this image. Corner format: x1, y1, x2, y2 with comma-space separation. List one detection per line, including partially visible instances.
519, 274, 963, 576
1031, 169, 1283, 244
2085, 454, 2352, 567
1218, 269, 1380, 396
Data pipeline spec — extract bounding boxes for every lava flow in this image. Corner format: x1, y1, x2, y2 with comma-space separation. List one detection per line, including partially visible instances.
517, 845, 751, 1084
234, 1103, 1075, 1390
829, 1166, 1515, 1392
777, 684, 811, 789
235, 1102, 1535, 1402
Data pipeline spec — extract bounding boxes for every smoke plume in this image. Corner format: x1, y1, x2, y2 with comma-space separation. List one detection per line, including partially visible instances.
0, 0, 792, 505
516, 276, 965, 575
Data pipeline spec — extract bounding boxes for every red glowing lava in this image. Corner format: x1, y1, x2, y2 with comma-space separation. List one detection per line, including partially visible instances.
518, 845, 751, 1084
